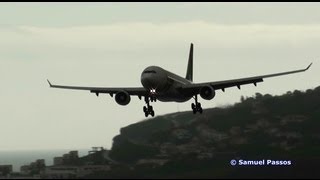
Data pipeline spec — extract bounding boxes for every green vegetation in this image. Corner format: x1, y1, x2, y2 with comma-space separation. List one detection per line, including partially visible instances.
92, 86, 320, 178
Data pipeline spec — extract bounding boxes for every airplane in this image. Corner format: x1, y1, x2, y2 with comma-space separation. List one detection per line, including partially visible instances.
47, 43, 312, 117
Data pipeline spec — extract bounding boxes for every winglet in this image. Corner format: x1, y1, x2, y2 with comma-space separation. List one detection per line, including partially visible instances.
47, 79, 52, 87
306, 62, 313, 70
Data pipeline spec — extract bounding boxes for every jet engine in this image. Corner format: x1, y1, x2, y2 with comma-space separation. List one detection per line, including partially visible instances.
200, 86, 215, 100
115, 91, 131, 105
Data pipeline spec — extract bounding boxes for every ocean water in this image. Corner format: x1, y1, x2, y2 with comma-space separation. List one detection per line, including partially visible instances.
0, 149, 90, 172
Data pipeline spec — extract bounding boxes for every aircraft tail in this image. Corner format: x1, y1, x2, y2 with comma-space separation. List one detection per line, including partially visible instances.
185, 43, 193, 82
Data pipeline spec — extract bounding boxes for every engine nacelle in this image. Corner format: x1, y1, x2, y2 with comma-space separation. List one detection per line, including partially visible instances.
200, 86, 215, 100
115, 91, 131, 106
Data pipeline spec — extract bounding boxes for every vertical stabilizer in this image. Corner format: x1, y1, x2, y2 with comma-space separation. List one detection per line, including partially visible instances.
185, 43, 193, 82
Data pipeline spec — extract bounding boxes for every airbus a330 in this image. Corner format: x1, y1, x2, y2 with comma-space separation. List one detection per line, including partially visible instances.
47, 43, 312, 117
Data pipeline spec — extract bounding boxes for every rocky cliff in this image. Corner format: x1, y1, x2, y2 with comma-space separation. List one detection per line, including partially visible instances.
90, 87, 320, 178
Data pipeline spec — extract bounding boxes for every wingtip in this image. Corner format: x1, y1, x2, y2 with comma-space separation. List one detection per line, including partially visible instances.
47, 79, 52, 87
306, 62, 313, 70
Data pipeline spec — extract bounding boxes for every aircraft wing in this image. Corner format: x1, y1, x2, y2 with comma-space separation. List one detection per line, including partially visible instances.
47, 80, 148, 97
181, 63, 312, 94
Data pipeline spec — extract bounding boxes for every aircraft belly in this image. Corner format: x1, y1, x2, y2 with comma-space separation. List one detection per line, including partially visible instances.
155, 76, 193, 102
156, 90, 192, 102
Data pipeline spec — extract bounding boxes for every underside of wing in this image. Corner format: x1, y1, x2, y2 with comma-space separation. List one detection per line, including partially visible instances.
181, 63, 312, 95
47, 80, 148, 96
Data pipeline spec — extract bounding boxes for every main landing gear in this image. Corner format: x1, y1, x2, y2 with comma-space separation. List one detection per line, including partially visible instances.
192, 95, 202, 114
143, 96, 155, 117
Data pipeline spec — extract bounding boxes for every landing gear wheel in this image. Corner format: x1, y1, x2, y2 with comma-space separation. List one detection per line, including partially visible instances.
150, 110, 155, 117
193, 108, 197, 114
191, 95, 203, 114
191, 103, 195, 109
142, 96, 156, 117
197, 102, 201, 109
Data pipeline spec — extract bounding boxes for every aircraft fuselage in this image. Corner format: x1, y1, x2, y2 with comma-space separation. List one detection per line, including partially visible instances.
140, 66, 193, 102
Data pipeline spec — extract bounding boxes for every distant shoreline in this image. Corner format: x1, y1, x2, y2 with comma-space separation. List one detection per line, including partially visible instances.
0, 149, 90, 172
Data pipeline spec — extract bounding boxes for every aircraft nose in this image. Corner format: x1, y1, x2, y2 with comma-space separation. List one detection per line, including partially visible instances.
141, 74, 157, 89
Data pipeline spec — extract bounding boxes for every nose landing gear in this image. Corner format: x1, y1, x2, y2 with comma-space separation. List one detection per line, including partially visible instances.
143, 96, 155, 117
191, 95, 202, 114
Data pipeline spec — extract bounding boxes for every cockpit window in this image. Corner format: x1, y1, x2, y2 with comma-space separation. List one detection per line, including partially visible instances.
143, 70, 156, 74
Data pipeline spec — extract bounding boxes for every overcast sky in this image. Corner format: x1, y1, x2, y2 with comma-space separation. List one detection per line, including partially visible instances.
0, 2, 319, 151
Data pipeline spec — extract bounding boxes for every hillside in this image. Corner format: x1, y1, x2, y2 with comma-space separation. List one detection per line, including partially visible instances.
89, 86, 320, 178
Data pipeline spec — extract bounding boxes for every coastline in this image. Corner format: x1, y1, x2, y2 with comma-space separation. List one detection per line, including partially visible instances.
0, 149, 90, 172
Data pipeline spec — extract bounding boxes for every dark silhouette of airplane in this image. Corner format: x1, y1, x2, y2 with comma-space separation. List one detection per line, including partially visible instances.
47, 43, 312, 117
